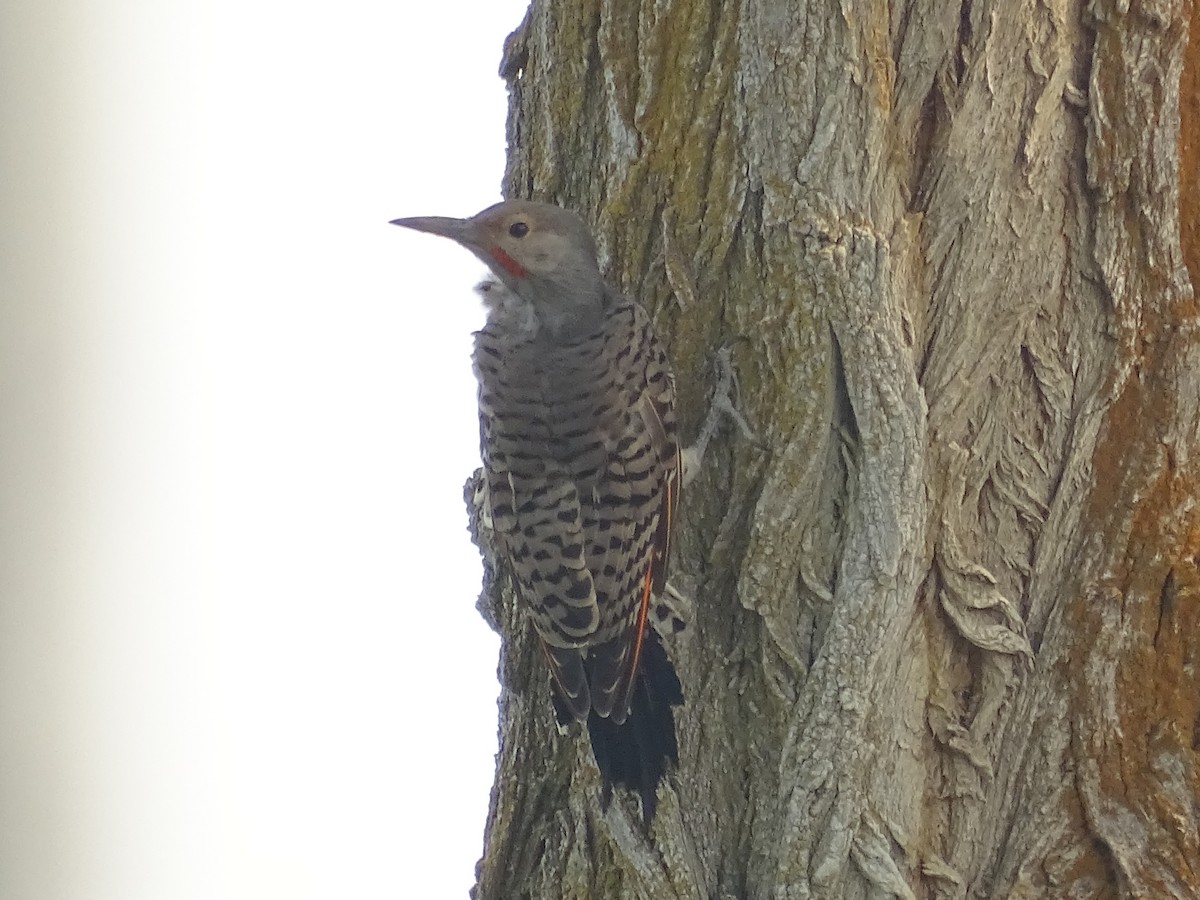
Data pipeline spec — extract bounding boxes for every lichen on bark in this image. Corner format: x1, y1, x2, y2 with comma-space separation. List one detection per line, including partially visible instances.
470, 1, 1200, 898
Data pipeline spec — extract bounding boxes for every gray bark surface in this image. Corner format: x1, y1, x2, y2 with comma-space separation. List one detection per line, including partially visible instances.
471, 1, 1200, 897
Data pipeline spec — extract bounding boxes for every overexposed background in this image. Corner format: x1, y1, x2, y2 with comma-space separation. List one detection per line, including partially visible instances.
0, 0, 529, 896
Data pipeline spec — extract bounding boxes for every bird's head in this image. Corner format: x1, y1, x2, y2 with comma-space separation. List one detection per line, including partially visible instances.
391, 200, 609, 339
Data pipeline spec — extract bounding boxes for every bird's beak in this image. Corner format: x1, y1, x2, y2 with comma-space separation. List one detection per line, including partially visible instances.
389, 215, 476, 247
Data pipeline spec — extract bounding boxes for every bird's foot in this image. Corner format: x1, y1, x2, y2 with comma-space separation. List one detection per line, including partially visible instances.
653, 580, 694, 636
465, 469, 504, 634
680, 346, 759, 487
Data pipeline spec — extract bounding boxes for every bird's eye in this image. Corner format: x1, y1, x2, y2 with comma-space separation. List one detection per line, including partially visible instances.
508, 221, 529, 238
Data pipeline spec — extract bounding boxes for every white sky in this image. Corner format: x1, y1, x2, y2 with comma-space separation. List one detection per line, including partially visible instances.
1, 0, 530, 897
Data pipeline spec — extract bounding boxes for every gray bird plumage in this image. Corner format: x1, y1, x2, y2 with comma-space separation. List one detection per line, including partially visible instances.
391, 200, 683, 821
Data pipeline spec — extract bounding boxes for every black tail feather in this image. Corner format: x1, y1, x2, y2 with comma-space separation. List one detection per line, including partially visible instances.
583, 631, 682, 825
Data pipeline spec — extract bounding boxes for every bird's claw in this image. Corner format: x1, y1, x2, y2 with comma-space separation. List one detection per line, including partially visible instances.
681, 347, 759, 487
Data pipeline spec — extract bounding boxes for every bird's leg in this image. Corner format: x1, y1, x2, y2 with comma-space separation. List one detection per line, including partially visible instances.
657, 349, 758, 637
465, 469, 504, 634
467, 468, 493, 533
653, 580, 693, 636
680, 345, 758, 488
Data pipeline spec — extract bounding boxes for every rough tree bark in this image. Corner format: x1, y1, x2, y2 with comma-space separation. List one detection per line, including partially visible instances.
469, 1, 1200, 897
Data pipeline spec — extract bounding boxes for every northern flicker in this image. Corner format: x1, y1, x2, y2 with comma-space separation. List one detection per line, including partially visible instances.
391, 200, 683, 822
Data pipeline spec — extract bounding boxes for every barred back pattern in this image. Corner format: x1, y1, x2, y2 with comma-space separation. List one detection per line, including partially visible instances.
474, 298, 679, 725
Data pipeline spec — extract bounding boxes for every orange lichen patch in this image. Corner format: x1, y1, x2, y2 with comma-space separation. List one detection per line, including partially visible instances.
1181, 0, 1200, 296
1066, 307, 1200, 892
1070, 5, 1200, 849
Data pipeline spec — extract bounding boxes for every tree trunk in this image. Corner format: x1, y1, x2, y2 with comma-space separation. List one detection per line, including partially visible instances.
472, 1, 1200, 897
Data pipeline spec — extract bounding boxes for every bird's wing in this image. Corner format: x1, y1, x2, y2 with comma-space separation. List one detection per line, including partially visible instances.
584, 304, 679, 723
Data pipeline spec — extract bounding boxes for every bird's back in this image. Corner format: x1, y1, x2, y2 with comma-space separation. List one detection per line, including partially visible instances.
474, 298, 679, 721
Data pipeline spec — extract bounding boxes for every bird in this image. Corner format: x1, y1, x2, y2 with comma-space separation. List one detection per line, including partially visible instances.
391, 200, 683, 823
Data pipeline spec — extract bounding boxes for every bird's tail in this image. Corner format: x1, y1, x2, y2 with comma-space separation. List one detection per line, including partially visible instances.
581, 630, 682, 825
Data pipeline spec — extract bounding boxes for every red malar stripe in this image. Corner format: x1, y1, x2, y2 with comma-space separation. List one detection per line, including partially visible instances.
490, 246, 527, 278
